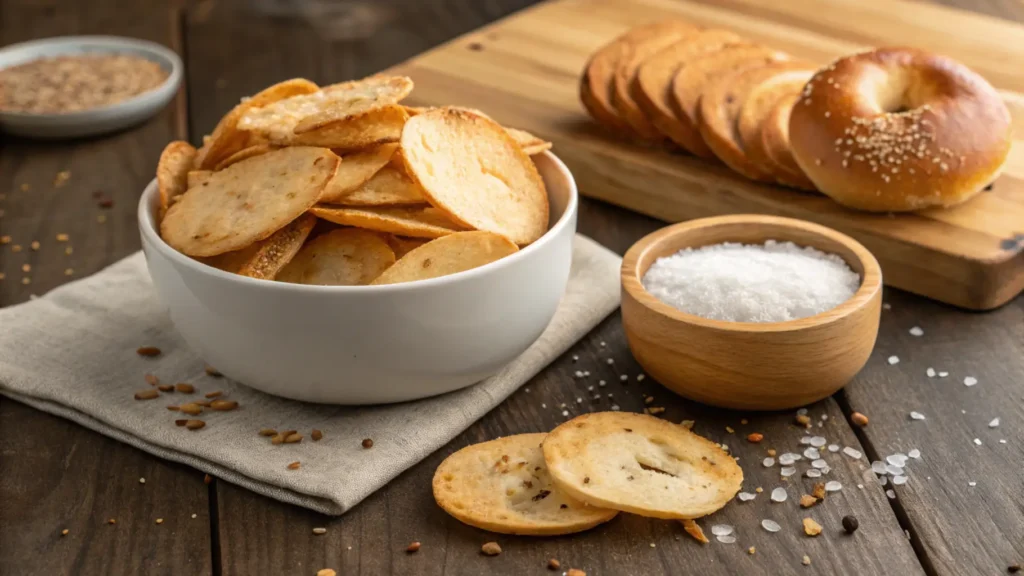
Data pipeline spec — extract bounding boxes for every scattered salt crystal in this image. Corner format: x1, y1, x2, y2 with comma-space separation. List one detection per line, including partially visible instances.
525, 388, 530, 393
803, 448, 820, 460
797, 408, 808, 415
587, 386, 594, 392
637, 374, 645, 382
878, 476, 888, 486
599, 341, 606, 347
711, 524, 734, 536
857, 484, 864, 489
583, 371, 590, 377
810, 436, 827, 448
886, 489, 896, 499
770, 487, 787, 502
964, 376, 977, 387
887, 454, 908, 467
716, 534, 737, 544
938, 371, 948, 377
908, 449, 921, 459
825, 481, 842, 492
988, 418, 1000, 428
606, 358, 614, 365
811, 459, 828, 469
805, 469, 822, 478
574, 370, 584, 378
799, 436, 813, 445
541, 403, 546, 408
571, 355, 578, 362
598, 380, 606, 387
871, 461, 887, 475
828, 444, 841, 453
888, 355, 900, 365
619, 374, 628, 382
780, 466, 797, 477
562, 410, 569, 417
761, 519, 781, 533
611, 405, 620, 411
910, 411, 926, 421
821, 414, 829, 421
640, 241, 861, 322
892, 475, 908, 486
909, 326, 923, 336
968, 481, 977, 487
883, 303, 891, 310
843, 447, 862, 459
738, 492, 756, 502
973, 438, 982, 446
763, 457, 776, 467
576, 398, 583, 404
926, 368, 936, 378
999, 439, 1007, 444
560, 403, 567, 408
778, 453, 800, 466
885, 464, 904, 476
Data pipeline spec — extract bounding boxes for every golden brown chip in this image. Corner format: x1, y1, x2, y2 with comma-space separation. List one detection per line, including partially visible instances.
187, 170, 214, 189
331, 166, 425, 206
399, 108, 549, 245
161, 147, 339, 257
199, 244, 260, 273
505, 127, 553, 155
286, 105, 409, 152
310, 205, 464, 239
371, 231, 518, 285
194, 78, 319, 170
157, 141, 197, 214
319, 143, 399, 203
212, 143, 277, 171
235, 213, 317, 279
386, 235, 428, 259
276, 228, 395, 286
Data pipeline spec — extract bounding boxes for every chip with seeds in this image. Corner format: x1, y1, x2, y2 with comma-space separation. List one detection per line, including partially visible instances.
161, 147, 338, 257
311, 205, 464, 239
320, 143, 398, 203
542, 412, 743, 519
433, 433, 618, 535
331, 166, 425, 206
276, 228, 395, 285
371, 231, 518, 285
400, 108, 548, 245
157, 141, 197, 215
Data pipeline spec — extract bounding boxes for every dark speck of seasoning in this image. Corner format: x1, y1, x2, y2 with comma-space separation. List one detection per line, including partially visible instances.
842, 515, 859, 534
983, 182, 994, 191
532, 489, 551, 502
583, 476, 590, 484
422, 258, 432, 269
1007, 564, 1021, 573
725, 94, 735, 105
559, 504, 567, 509
468, 42, 484, 51
623, 428, 632, 432
362, 438, 373, 449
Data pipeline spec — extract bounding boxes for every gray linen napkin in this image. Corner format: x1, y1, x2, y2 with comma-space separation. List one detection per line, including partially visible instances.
0, 235, 621, 515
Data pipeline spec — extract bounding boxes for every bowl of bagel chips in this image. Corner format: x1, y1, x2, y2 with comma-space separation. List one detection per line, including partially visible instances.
138, 75, 576, 404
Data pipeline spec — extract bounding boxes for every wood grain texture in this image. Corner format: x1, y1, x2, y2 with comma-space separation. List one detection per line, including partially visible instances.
621, 215, 882, 410
387, 0, 1024, 311
0, 1, 212, 575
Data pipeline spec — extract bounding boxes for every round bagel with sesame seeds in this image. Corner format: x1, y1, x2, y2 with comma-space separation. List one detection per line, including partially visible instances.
788, 47, 1011, 212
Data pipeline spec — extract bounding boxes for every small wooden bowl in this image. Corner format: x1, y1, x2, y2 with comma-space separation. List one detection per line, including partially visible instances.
621, 215, 882, 411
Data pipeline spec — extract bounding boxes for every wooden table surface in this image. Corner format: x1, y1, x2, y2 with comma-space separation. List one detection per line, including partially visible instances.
0, 0, 1021, 575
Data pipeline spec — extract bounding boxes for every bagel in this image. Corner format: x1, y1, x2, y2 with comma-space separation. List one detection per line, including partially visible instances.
670, 45, 787, 157
580, 22, 693, 138
633, 29, 742, 157
736, 70, 816, 190
698, 63, 814, 181
788, 47, 1012, 212
761, 94, 815, 190
610, 21, 697, 140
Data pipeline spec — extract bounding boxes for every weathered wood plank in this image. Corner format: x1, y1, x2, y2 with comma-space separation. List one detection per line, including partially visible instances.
0, 1, 212, 574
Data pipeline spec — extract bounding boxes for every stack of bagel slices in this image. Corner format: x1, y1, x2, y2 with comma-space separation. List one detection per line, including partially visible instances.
580, 21, 1012, 212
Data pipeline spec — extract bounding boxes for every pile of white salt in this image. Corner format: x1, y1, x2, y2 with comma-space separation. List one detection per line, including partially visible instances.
641, 240, 860, 323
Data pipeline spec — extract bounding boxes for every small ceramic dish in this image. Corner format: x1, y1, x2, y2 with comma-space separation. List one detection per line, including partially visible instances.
139, 152, 578, 405
0, 36, 182, 139
621, 214, 882, 411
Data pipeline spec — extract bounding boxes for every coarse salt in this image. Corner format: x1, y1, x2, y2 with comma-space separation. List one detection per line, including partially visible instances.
641, 241, 860, 322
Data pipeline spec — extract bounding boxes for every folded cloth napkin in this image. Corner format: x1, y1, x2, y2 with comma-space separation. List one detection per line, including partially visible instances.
0, 235, 621, 515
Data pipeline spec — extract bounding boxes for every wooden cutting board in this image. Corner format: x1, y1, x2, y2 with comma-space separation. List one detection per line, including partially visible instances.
388, 0, 1024, 310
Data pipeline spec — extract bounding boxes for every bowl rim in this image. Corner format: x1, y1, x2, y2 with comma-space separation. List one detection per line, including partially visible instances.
621, 214, 882, 333
138, 150, 578, 293
0, 35, 183, 120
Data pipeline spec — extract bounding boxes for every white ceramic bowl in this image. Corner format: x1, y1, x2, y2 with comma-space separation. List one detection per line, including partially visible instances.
139, 152, 578, 404
0, 36, 182, 139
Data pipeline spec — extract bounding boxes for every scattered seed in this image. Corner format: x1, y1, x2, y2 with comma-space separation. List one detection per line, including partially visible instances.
205, 365, 223, 377
748, 546, 756, 555
21, 277, 30, 285
185, 420, 205, 430
259, 428, 277, 437
362, 438, 374, 449
842, 515, 859, 534
175, 383, 194, 393
134, 389, 159, 400
755, 487, 763, 493
21, 264, 30, 273
811, 483, 826, 500
155, 518, 163, 525
30, 241, 40, 250
284, 432, 302, 444
481, 541, 502, 556
851, 412, 869, 426
137, 346, 161, 357
157, 384, 173, 392
766, 449, 776, 457
802, 555, 811, 566
11, 244, 22, 253
56, 233, 69, 242
287, 461, 301, 470
108, 518, 116, 525
195, 400, 212, 407
210, 400, 238, 411
681, 519, 709, 543
803, 518, 822, 536
747, 433, 763, 443
547, 558, 560, 570
179, 403, 202, 415
317, 570, 336, 576
312, 429, 323, 441
800, 495, 818, 508
205, 390, 223, 398
795, 414, 811, 426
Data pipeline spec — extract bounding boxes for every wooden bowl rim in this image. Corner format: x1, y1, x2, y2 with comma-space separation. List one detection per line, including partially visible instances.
621, 214, 883, 333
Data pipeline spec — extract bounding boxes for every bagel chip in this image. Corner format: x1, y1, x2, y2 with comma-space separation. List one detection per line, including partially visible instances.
386, 235, 428, 259
400, 108, 548, 245
157, 141, 197, 214
371, 231, 518, 285
433, 433, 619, 536
320, 143, 399, 203
187, 170, 213, 189
542, 412, 743, 520
311, 205, 464, 239
235, 213, 317, 279
330, 166, 425, 206
505, 127, 552, 156
213, 143, 277, 171
161, 147, 339, 257
276, 228, 395, 286
286, 104, 409, 151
